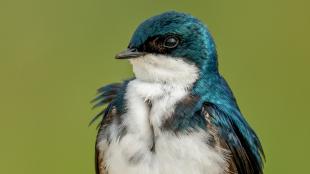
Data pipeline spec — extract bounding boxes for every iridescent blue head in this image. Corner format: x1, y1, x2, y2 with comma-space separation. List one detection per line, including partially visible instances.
116, 11, 218, 74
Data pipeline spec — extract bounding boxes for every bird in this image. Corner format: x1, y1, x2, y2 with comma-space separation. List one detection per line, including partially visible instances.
92, 11, 264, 174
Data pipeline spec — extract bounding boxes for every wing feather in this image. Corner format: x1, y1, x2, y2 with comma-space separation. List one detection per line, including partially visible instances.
92, 81, 130, 174
203, 103, 264, 174
202, 107, 238, 174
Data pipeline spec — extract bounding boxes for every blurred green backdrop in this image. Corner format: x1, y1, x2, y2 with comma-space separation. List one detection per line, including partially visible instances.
0, 0, 309, 173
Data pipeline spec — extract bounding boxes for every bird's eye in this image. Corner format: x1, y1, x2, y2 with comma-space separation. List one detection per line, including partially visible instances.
163, 36, 179, 48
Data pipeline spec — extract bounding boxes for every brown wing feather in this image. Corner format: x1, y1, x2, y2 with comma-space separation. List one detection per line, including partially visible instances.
203, 108, 238, 174
95, 146, 107, 174
95, 105, 119, 174
95, 123, 108, 174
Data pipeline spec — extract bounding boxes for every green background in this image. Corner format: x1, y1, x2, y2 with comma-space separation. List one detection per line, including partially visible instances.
0, 0, 309, 173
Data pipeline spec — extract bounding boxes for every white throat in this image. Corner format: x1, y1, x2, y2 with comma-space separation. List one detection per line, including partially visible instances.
129, 54, 199, 87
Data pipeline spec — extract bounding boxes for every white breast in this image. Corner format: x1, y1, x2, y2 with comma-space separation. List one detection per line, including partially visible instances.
98, 55, 228, 174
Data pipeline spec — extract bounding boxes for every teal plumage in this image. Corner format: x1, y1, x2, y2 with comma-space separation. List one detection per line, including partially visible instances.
93, 11, 264, 174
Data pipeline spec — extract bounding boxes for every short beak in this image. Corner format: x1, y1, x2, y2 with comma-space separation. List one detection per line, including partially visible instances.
115, 48, 146, 59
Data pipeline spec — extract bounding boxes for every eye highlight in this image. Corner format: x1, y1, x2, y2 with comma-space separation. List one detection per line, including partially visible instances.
163, 36, 179, 48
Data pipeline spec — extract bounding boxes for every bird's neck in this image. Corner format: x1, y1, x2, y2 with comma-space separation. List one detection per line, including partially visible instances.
126, 53, 224, 132
129, 54, 199, 87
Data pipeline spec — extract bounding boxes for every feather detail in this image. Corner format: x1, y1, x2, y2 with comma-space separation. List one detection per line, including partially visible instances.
203, 102, 264, 174
95, 145, 107, 174
203, 107, 236, 174
192, 74, 264, 174
90, 82, 125, 126
92, 80, 131, 174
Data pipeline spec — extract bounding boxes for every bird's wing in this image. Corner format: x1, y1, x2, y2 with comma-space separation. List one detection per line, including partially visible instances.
95, 142, 107, 174
92, 81, 129, 174
94, 103, 115, 174
202, 106, 237, 174
202, 102, 264, 174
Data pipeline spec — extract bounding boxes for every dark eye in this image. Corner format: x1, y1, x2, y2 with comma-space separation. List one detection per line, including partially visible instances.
163, 36, 179, 48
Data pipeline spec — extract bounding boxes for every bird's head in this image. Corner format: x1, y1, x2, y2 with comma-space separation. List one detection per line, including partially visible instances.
116, 11, 218, 86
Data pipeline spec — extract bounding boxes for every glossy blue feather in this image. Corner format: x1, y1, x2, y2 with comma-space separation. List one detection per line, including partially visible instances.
94, 11, 264, 174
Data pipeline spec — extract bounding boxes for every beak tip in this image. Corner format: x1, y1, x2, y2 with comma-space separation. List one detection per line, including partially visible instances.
114, 48, 145, 59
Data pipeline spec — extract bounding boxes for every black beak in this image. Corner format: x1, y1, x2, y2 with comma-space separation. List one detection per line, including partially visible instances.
115, 48, 146, 59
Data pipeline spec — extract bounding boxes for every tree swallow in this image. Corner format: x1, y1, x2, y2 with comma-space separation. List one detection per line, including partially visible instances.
92, 11, 264, 174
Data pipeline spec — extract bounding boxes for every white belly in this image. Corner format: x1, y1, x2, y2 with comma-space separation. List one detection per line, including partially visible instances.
98, 79, 227, 174
103, 130, 227, 174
